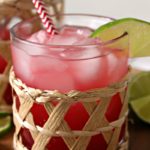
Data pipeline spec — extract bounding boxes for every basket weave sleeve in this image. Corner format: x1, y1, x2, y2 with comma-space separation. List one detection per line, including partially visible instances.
10, 68, 129, 150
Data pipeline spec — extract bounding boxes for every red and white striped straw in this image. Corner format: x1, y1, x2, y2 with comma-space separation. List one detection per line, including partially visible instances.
32, 0, 58, 35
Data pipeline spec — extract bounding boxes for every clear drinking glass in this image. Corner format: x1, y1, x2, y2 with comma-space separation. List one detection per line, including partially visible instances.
10, 14, 129, 150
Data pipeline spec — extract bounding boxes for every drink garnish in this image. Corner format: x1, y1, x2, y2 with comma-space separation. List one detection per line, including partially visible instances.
0, 116, 12, 137
91, 18, 150, 57
128, 72, 150, 124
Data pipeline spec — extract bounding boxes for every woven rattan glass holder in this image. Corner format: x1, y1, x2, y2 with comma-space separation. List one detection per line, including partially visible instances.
0, 0, 64, 113
10, 68, 129, 150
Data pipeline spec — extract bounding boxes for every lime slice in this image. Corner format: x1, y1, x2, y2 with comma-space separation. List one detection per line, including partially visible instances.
91, 18, 150, 57
0, 105, 12, 117
0, 116, 12, 137
0, 112, 9, 117
128, 72, 150, 123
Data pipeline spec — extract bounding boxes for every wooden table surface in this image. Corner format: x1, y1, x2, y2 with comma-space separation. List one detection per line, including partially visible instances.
0, 111, 150, 150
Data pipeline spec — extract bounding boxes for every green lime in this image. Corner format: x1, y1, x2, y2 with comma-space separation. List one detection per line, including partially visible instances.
0, 116, 12, 137
0, 106, 12, 117
0, 112, 9, 117
128, 72, 150, 123
91, 18, 150, 57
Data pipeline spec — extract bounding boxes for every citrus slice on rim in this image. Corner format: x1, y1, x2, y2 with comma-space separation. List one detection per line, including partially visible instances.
0, 116, 12, 137
91, 18, 150, 57
128, 72, 150, 124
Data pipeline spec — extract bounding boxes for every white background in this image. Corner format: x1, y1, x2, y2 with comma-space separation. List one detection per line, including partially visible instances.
65, 0, 150, 21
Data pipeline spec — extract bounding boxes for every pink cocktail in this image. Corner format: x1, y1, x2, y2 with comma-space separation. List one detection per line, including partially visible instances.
10, 14, 129, 150
0, 22, 10, 71
0, 20, 12, 105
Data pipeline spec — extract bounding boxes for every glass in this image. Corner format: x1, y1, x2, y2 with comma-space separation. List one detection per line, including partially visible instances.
10, 14, 129, 150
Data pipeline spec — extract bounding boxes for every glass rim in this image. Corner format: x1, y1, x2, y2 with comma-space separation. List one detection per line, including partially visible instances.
10, 13, 128, 48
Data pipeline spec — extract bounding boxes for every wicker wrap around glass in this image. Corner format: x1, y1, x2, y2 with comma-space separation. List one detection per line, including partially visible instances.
0, 0, 64, 113
10, 14, 129, 150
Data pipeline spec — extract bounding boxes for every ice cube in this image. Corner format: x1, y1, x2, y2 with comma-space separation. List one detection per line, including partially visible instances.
45, 25, 93, 46
47, 34, 83, 45
30, 56, 75, 91
106, 50, 128, 84
72, 58, 100, 82
59, 37, 102, 59
73, 38, 101, 59
28, 26, 93, 46
60, 25, 93, 37
27, 25, 94, 46
11, 45, 32, 83
106, 53, 118, 83
65, 43, 109, 89
70, 56, 107, 90
28, 30, 50, 44
47, 26, 93, 45
31, 56, 68, 73
60, 45, 101, 60
14, 39, 47, 56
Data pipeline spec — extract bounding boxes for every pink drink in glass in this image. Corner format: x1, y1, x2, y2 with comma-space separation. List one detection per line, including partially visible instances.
0, 22, 12, 105
0, 20, 10, 71
10, 14, 128, 150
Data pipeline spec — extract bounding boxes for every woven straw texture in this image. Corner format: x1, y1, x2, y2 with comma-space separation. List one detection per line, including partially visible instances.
10, 68, 129, 150
0, 0, 64, 20
0, 0, 64, 113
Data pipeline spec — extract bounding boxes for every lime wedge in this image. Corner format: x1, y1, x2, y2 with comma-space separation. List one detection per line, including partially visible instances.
91, 18, 150, 57
0, 112, 9, 117
0, 116, 12, 137
128, 72, 150, 123
0, 106, 12, 117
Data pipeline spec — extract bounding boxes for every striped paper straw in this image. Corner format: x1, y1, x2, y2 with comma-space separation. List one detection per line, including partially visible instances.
32, 0, 58, 35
